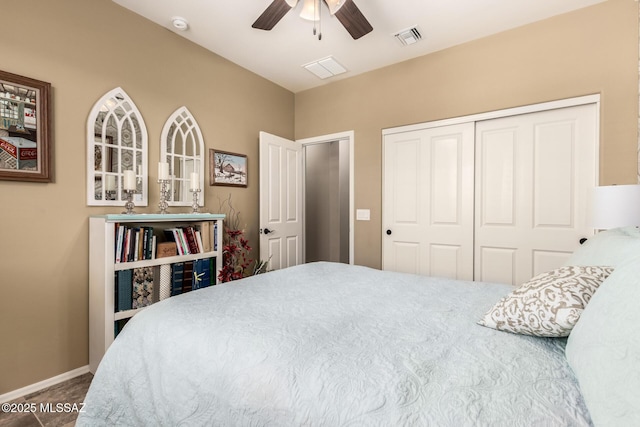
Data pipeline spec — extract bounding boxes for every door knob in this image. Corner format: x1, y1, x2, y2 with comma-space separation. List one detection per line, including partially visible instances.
386, 229, 392, 235
263, 228, 274, 235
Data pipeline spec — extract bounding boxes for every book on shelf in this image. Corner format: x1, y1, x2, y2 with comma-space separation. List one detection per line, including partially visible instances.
171, 262, 184, 296
123, 228, 131, 262
198, 221, 212, 252
204, 257, 213, 287
180, 226, 200, 254
158, 264, 171, 301
195, 230, 204, 253
115, 224, 125, 263
182, 260, 194, 293
142, 227, 155, 260
178, 228, 191, 255
156, 241, 177, 258
132, 266, 154, 309
192, 259, 203, 290
133, 227, 141, 262
115, 269, 133, 312
139, 227, 150, 261
150, 235, 157, 259
193, 258, 213, 289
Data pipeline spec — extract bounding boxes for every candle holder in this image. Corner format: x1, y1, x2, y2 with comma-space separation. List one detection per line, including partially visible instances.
190, 188, 201, 213
158, 179, 170, 214
122, 189, 137, 215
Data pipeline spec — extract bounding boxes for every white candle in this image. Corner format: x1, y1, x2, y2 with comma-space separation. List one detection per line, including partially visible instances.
123, 170, 136, 191
190, 172, 199, 190
158, 162, 169, 180
105, 175, 116, 191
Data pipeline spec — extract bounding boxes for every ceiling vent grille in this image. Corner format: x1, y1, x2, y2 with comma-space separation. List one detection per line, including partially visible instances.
303, 56, 348, 80
394, 26, 422, 46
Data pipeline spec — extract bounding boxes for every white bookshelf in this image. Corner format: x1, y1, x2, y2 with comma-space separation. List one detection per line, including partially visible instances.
89, 213, 224, 373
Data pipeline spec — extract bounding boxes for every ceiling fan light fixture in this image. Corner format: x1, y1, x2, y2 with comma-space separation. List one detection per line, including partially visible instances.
300, 0, 320, 21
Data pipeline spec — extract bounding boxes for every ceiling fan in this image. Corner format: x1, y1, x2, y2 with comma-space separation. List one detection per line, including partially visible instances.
252, 0, 373, 40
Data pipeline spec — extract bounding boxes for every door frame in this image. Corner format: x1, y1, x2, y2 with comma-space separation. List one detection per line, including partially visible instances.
297, 131, 355, 265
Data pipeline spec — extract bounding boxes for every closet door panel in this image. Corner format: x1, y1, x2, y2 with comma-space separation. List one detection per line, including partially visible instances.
383, 123, 474, 279
383, 133, 424, 275
478, 128, 516, 226
534, 121, 574, 227
393, 242, 420, 275
431, 136, 462, 224
394, 140, 420, 224
478, 246, 516, 285
475, 104, 597, 285
533, 249, 570, 278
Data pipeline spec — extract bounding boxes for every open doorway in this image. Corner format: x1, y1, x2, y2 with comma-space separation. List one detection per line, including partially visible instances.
299, 131, 354, 265
303, 139, 350, 263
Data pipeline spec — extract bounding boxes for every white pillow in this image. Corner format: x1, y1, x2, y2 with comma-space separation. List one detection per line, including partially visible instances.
478, 266, 613, 337
565, 259, 640, 426
565, 226, 640, 267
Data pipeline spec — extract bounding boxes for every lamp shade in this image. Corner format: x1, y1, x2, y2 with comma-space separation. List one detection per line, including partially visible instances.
300, 0, 320, 21
591, 184, 640, 229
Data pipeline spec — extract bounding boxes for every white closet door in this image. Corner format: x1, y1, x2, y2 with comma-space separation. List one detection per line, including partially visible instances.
382, 123, 474, 279
475, 104, 597, 285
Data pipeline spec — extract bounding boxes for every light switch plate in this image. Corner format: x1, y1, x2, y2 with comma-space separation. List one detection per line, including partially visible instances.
356, 209, 370, 221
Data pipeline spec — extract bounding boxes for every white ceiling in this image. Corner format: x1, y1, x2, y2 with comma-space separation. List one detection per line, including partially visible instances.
112, 0, 606, 93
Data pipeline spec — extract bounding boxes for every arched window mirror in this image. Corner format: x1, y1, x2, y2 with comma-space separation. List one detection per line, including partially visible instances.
87, 87, 148, 206
160, 107, 205, 206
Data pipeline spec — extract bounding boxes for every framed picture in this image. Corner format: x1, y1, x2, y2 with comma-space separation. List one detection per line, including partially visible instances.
0, 70, 53, 182
209, 149, 247, 187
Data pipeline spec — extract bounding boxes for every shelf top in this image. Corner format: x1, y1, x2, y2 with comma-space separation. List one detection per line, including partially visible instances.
91, 213, 225, 222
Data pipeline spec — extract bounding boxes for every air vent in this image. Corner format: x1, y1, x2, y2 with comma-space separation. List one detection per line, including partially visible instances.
394, 26, 422, 46
303, 56, 347, 80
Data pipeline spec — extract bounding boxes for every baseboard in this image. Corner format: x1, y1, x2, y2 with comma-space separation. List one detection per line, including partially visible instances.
0, 365, 90, 403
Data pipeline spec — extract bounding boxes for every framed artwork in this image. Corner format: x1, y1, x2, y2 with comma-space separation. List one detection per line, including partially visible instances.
209, 149, 247, 187
0, 70, 53, 182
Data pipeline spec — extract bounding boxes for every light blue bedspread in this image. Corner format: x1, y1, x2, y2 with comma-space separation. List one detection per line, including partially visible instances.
78, 262, 592, 426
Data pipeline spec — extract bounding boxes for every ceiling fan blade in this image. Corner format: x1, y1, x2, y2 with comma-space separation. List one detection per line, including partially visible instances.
329, 0, 372, 40
252, 0, 295, 31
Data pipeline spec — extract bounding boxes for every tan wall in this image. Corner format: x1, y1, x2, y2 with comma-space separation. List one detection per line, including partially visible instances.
295, 0, 639, 269
0, 0, 294, 394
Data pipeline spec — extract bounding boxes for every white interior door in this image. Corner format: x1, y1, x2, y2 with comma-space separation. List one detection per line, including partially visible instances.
475, 104, 598, 285
259, 131, 303, 270
382, 123, 475, 279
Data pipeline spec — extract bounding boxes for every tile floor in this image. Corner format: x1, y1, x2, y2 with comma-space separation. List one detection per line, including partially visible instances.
0, 373, 93, 427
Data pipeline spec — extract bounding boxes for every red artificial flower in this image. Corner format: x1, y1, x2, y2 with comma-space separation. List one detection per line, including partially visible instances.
218, 227, 253, 283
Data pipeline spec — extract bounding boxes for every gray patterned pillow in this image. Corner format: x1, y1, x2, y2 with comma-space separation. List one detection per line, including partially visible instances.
478, 266, 614, 337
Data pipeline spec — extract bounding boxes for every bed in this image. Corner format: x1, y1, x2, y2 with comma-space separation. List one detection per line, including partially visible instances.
77, 228, 640, 426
